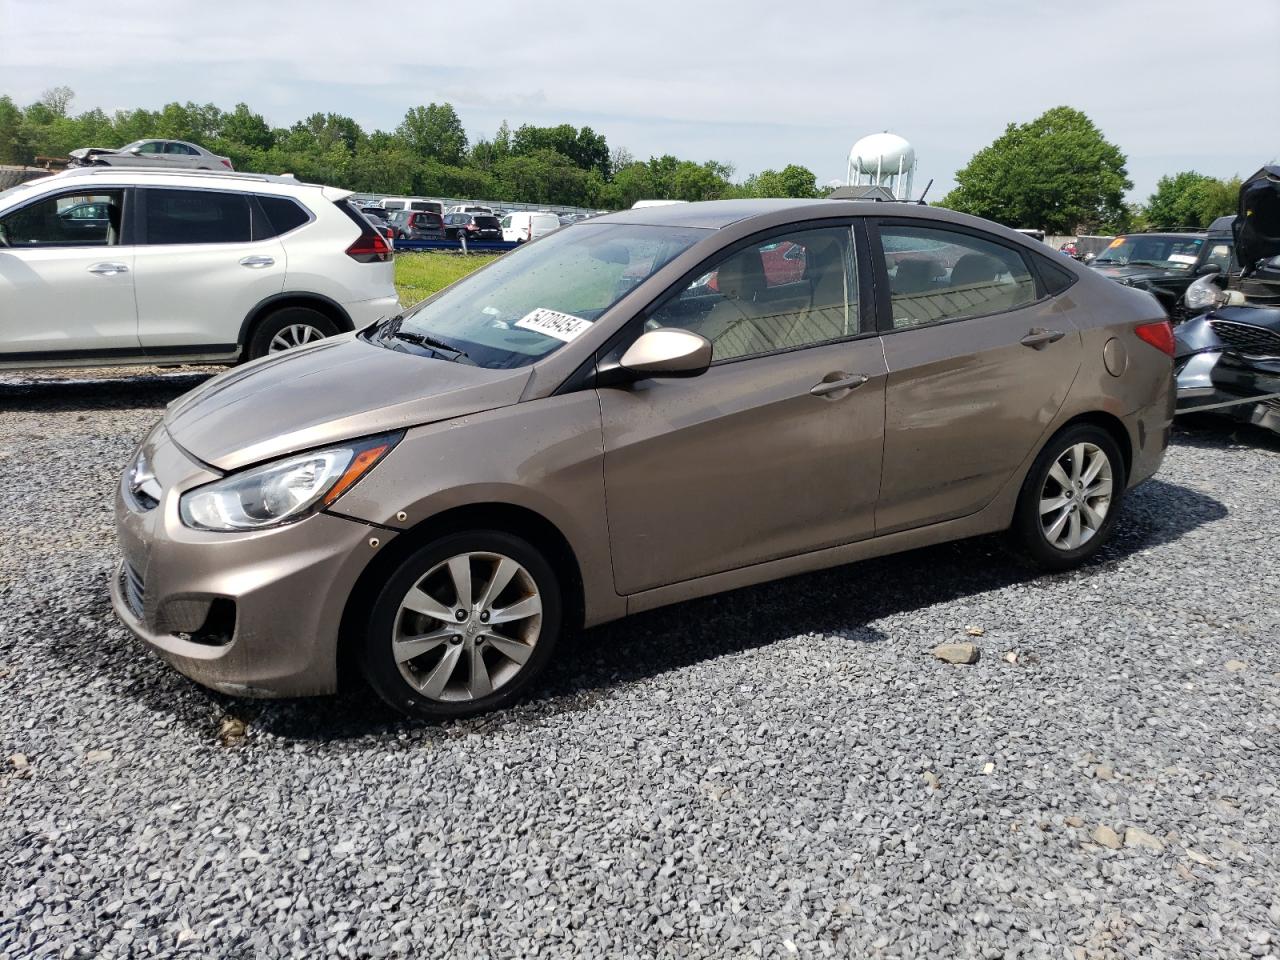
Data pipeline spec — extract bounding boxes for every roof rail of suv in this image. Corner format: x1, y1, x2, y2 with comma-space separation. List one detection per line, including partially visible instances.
52, 167, 324, 188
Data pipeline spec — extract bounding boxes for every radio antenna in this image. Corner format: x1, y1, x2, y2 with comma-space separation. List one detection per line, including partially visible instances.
916, 179, 934, 205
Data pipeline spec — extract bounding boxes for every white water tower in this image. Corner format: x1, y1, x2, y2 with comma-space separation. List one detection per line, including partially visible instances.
847, 132, 916, 201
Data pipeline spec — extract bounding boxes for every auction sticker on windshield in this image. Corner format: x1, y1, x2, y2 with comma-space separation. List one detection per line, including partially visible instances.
515, 308, 592, 342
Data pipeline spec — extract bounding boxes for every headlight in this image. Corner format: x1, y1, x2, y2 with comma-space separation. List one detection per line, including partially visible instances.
179, 433, 401, 531
1184, 273, 1227, 312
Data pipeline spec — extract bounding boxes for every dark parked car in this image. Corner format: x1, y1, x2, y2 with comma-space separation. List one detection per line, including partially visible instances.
1090, 226, 1236, 322
359, 207, 396, 242
390, 210, 446, 240
444, 213, 502, 241
1175, 166, 1280, 434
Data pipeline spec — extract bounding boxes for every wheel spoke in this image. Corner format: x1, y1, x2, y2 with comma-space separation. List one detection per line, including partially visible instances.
1086, 477, 1112, 499
1081, 451, 1106, 486
420, 643, 463, 699
1044, 506, 1071, 544
487, 594, 541, 624
1048, 461, 1072, 491
1081, 500, 1105, 530
446, 555, 473, 608
1066, 509, 1083, 549
468, 643, 492, 698
1039, 494, 1070, 516
1069, 444, 1085, 483
485, 632, 533, 665
393, 627, 455, 663
401, 586, 454, 623
478, 557, 519, 611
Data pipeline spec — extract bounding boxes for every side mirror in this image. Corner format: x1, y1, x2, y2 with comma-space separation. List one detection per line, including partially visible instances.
128, 146, 143, 155
603, 328, 712, 385
1195, 262, 1221, 276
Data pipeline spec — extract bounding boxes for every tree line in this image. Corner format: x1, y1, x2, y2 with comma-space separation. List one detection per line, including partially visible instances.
0, 91, 1244, 230
0, 88, 821, 209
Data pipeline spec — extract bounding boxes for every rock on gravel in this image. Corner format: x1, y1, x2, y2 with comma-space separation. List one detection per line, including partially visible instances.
1, 370, 1278, 959
933, 642, 980, 664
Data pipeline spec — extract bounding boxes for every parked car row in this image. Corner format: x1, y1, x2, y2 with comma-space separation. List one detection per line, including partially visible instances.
0, 167, 397, 368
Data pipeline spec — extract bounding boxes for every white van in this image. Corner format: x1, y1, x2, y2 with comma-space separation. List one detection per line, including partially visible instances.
502, 211, 561, 244
381, 196, 443, 215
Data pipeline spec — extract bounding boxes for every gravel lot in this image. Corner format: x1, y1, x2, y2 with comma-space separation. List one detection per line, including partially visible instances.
1, 368, 1277, 959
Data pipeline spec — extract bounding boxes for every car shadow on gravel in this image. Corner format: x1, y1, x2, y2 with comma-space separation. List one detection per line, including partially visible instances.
0, 370, 213, 412
222, 474, 1227, 742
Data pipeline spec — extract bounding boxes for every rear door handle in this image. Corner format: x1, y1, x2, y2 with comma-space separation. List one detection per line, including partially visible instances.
239, 255, 275, 268
87, 262, 128, 275
1020, 328, 1065, 349
810, 372, 870, 397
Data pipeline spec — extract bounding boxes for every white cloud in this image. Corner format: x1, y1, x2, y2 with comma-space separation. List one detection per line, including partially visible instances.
1, 0, 1276, 197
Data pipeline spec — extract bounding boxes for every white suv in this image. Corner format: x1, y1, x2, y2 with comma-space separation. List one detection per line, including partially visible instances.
0, 168, 399, 369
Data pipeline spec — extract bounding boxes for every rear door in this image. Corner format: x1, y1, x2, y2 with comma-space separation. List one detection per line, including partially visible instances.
870, 219, 1081, 534
0, 186, 139, 359
598, 222, 887, 594
132, 187, 286, 352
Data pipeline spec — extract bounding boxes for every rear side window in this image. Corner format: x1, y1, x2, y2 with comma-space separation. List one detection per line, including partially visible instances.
877, 223, 1036, 328
143, 188, 251, 244
1036, 257, 1076, 296
256, 195, 311, 237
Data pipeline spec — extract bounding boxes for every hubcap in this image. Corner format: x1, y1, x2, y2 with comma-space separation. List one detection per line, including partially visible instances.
1039, 442, 1113, 551
268, 323, 326, 353
392, 552, 542, 702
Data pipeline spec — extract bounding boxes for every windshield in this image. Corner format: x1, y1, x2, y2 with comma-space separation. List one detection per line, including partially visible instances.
378, 223, 707, 368
1094, 235, 1203, 269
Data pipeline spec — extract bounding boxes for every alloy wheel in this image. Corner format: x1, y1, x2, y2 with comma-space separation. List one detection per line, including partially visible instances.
1038, 442, 1113, 551
392, 552, 542, 702
268, 323, 326, 353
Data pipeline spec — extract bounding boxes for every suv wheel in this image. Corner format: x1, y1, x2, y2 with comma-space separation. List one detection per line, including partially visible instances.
361, 531, 563, 719
247, 307, 339, 360
1011, 423, 1126, 571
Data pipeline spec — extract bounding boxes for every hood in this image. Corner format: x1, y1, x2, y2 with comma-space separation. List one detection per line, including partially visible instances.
1234, 165, 1280, 274
164, 334, 531, 472
67, 147, 118, 159
1090, 262, 1182, 283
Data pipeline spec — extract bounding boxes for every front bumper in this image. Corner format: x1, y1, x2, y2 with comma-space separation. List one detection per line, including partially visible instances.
110, 426, 395, 697
1175, 349, 1280, 432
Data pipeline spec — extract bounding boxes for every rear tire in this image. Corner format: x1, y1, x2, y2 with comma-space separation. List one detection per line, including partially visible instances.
1010, 423, 1126, 571
246, 307, 339, 360
361, 531, 563, 720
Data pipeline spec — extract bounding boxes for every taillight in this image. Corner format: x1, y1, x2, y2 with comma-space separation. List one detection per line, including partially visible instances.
526, 225, 532, 240
220, 158, 233, 170
1134, 320, 1174, 356
337, 200, 392, 262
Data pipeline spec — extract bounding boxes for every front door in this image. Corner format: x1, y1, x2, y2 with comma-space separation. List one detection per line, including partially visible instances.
0, 186, 139, 359
598, 224, 887, 595
870, 219, 1082, 534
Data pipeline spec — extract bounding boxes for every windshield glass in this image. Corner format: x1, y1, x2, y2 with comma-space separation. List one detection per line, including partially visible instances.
1094, 235, 1203, 269
381, 223, 707, 369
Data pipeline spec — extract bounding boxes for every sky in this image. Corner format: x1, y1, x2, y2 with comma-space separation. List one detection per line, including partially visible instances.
2, 0, 1277, 202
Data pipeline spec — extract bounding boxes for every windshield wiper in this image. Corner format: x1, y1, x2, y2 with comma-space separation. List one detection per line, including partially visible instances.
1126, 260, 1164, 268
391, 329, 473, 362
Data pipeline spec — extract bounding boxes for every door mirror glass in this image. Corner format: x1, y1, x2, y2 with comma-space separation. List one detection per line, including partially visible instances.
619, 328, 712, 378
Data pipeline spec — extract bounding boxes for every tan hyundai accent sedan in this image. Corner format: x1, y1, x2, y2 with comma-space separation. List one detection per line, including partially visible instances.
111, 199, 1175, 718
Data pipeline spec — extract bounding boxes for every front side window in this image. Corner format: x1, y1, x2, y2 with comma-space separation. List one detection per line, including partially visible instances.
879, 224, 1035, 328
380, 223, 707, 369
130, 140, 163, 155
648, 226, 859, 362
0, 190, 124, 247
1203, 241, 1236, 273
501, 215, 513, 228
143, 188, 251, 244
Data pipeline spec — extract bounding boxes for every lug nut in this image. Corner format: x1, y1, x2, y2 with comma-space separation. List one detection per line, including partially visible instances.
455, 609, 467, 621
479, 611, 490, 623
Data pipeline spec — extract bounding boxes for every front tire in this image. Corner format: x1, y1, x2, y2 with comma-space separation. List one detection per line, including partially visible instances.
361, 531, 563, 720
246, 307, 339, 360
1011, 423, 1126, 571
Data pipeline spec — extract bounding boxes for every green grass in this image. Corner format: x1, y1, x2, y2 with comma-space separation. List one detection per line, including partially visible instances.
394, 252, 500, 307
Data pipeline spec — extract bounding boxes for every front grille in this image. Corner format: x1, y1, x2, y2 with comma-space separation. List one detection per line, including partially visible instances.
122, 562, 145, 619
1209, 319, 1280, 359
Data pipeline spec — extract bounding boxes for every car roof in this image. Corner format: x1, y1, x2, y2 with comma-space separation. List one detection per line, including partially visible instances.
590, 197, 1030, 231
25, 166, 347, 198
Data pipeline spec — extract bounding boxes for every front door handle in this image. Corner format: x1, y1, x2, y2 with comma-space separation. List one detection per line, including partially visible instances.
810, 372, 870, 397
239, 255, 275, 268
87, 262, 128, 275
1020, 328, 1065, 349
